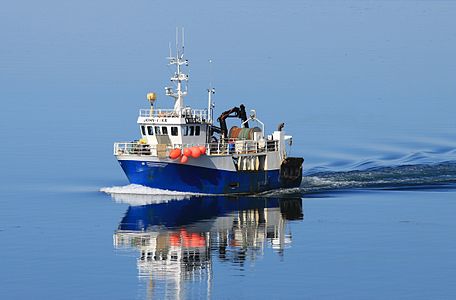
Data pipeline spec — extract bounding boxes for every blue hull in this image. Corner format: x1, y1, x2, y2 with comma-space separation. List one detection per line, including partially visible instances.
118, 160, 298, 194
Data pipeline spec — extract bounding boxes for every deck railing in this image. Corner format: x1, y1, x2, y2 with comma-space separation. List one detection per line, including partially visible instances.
114, 142, 157, 156
139, 108, 208, 121
114, 139, 278, 157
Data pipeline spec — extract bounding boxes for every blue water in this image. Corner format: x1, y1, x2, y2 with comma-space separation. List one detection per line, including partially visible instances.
1, 0, 456, 299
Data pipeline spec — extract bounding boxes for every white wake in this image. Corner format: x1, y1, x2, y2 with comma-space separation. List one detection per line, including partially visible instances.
100, 184, 206, 206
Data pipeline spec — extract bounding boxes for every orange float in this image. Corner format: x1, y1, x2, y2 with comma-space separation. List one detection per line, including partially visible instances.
190, 233, 205, 247
198, 145, 206, 155
180, 155, 188, 163
169, 148, 181, 159
191, 146, 201, 158
183, 148, 192, 157
169, 233, 181, 246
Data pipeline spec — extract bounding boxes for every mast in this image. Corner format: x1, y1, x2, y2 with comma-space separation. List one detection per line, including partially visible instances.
165, 27, 189, 112
207, 88, 215, 124
207, 59, 215, 124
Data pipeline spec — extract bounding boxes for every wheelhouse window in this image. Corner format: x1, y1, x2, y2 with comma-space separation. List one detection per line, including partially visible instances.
162, 126, 168, 135
183, 126, 188, 136
189, 126, 194, 136
147, 126, 154, 135
141, 125, 146, 136
195, 126, 200, 136
154, 126, 161, 135
171, 126, 178, 136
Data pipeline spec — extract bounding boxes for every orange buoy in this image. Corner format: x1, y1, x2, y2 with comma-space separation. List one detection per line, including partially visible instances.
180, 155, 188, 164
196, 236, 206, 247
169, 148, 181, 159
198, 145, 206, 155
169, 233, 181, 246
191, 146, 201, 158
190, 233, 204, 247
183, 148, 192, 157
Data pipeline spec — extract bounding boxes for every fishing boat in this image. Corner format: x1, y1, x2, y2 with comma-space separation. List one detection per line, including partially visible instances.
113, 31, 303, 194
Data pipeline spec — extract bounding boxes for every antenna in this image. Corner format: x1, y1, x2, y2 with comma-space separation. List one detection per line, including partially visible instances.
182, 27, 185, 56
166, 27, 189, 112
208, 59, 213, 89
175, 27, 179, 56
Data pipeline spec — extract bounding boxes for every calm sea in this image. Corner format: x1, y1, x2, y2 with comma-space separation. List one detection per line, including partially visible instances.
1, 0, 456, 299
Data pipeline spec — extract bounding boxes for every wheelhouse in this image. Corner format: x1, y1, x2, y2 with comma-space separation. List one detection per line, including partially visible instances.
137, 109, 209, 148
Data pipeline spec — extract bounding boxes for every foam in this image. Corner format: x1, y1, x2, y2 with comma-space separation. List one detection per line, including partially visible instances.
100, 184, 207, 206
101, 184, 197, 195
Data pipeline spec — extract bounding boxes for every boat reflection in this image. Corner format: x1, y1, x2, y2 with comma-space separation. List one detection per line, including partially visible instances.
113, 195, 303, 299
